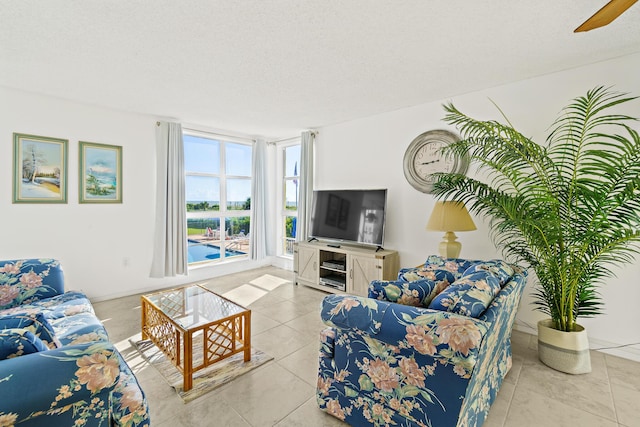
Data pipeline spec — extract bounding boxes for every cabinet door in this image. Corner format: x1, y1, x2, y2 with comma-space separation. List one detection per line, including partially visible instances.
296, 245, 318, 283
349, 255, 383, 296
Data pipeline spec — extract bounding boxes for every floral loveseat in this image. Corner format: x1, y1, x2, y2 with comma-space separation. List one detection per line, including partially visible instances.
317, 256, 527, 427
0, 258, 150, 427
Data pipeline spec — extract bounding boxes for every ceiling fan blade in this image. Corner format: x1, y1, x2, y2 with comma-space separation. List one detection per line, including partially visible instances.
574, 0, 638, 32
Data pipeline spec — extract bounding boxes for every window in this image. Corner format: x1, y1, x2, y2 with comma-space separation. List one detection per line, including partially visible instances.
184, 132, 252, 264
280, 143, 301, 257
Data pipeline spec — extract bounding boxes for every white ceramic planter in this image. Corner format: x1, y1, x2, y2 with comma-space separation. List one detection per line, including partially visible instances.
537, 319, 591, 374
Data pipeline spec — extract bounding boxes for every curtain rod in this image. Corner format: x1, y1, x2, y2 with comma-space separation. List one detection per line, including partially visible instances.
161, 122, 317, 144
181, 126, 257, 143
269, 131, 318, 145
269, 136, 300, 144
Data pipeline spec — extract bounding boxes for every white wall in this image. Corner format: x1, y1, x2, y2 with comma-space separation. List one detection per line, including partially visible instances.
314, 52, 640, 360
0, 87, 272, 302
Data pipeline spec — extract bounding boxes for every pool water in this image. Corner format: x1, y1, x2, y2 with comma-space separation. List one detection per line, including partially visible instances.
187, 240, 246, 263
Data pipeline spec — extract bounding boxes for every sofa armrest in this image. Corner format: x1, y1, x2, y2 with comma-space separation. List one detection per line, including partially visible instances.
0, 341, 122, 426
0, 258, 65, 311
321, 294, 389, 335
321, 294, 488, 372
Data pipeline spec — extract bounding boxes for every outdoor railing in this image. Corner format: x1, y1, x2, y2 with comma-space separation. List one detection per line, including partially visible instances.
284, 238, 295, 256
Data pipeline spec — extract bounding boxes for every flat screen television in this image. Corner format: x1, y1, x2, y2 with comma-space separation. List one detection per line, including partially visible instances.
309, 189, 387, 247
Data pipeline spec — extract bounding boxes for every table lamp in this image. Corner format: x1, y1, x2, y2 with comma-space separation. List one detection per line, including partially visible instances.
426, 201, 476, 258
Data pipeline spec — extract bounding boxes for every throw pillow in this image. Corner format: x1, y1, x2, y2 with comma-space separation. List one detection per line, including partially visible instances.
461, 260, 515, 286
0, 328, 49, 360
424, 255, 481, 272
0, 312, 59, 349
369, 279, 443, 307
398, 266, 458, 285
400, 255, 481, 281
428, 270, 502, 318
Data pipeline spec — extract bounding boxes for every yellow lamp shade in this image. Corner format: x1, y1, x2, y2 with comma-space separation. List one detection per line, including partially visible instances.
426, 201, 476, 258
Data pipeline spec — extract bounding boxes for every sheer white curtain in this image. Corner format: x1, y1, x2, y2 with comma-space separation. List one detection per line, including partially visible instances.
150, 121, 188, 277
250, 138, 267, 259
296, 131, 315, 241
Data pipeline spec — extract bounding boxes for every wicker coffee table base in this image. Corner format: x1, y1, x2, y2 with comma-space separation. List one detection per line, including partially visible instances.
141, 290, 251, 391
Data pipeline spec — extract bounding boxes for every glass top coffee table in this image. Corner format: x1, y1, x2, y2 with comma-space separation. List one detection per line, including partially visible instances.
141, 284, 251, 391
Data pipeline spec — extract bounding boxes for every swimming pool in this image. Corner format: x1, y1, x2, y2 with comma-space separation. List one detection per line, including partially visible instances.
187, 240, 246, 263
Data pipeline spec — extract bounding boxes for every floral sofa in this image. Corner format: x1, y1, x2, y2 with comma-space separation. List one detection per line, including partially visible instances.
0, 258, 150, 427
317, 255, 527, 427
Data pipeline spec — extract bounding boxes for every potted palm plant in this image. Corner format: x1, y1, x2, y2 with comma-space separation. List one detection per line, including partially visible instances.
432, 86, 640, 374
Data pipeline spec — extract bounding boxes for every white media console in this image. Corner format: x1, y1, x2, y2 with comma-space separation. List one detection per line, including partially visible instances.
293, 241, 399, 296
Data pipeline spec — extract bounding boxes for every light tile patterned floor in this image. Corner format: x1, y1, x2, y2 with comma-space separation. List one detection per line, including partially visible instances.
93, 266, 640, 427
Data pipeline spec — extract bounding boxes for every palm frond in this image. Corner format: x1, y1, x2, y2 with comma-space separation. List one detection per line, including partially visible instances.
436, 87, 640, 331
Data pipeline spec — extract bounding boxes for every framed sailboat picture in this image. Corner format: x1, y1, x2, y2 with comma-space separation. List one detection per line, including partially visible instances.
79, 141, 123, 203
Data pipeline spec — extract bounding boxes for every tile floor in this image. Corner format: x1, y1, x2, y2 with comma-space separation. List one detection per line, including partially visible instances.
93, 266, 640, 427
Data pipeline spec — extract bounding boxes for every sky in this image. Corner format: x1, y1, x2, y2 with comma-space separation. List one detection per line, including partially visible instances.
184, 134, 252, 202
184, 136, 301, 205
84, 145, 117, 176
20, 138, 63, 174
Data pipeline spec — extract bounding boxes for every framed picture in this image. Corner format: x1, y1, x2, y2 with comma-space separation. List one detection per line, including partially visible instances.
13, 133, 68, 203
79, 141, 123, 203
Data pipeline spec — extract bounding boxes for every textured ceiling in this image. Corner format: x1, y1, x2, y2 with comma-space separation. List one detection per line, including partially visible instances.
1, 1, 639, 138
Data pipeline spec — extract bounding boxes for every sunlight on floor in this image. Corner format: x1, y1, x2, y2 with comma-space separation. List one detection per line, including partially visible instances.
249, 274, 290, 291
222, 274, 292, 306
222, 284, 268, 306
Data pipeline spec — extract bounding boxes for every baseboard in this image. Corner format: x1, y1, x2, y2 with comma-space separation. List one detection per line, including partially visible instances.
513, 322, 640, 363
272, 255, 294, 270
588, 337, 640, 362
513, 321, 537, 336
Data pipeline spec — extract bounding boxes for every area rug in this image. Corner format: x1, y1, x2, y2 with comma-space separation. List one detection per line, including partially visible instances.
131, 337, 273, 403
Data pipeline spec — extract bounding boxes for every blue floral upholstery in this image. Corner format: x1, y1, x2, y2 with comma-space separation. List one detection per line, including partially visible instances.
0, 259, 65, 310
0, 258, 150, 427
0, 329, 49, 359
0, 311, 58, 349
428, 270, 502, 317
368, 279, 439, 308
398, 255, 480, 283
317, 256, 527, 427
372, 256, 481, 310
461, 260, 515, 286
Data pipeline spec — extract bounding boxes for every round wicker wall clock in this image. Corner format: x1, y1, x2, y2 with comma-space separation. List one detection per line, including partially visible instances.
402, 129, 469, 194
